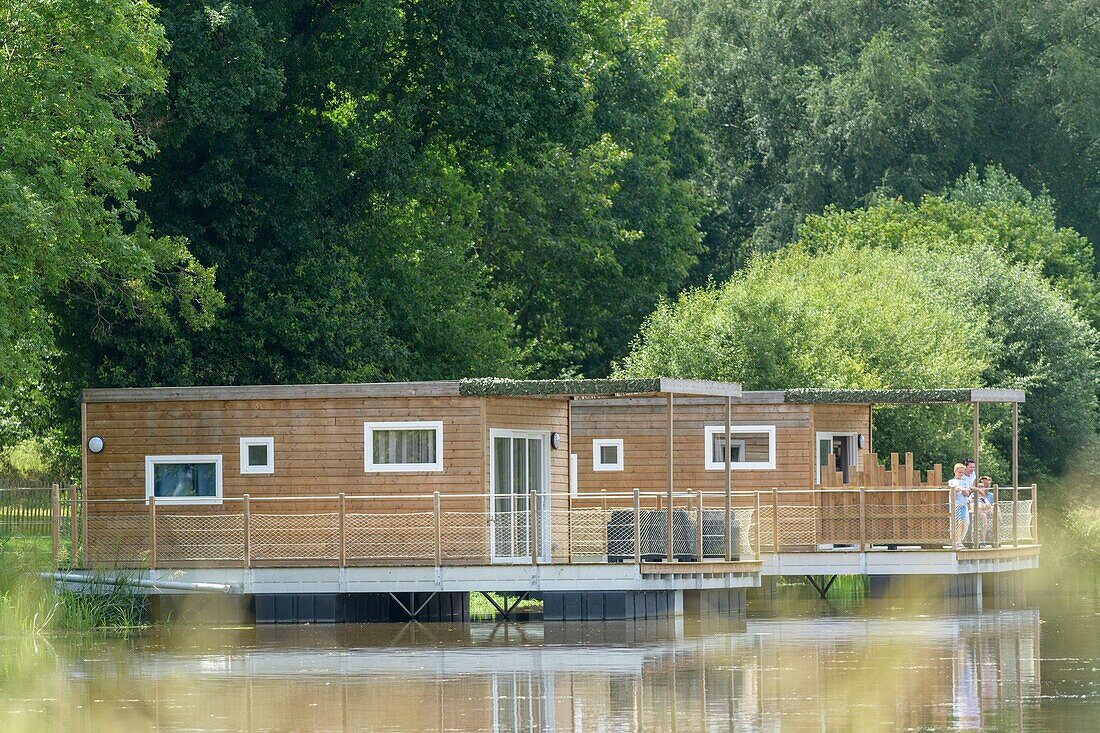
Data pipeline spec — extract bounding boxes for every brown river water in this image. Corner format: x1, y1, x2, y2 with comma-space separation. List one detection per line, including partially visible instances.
2, 580, 1098, 732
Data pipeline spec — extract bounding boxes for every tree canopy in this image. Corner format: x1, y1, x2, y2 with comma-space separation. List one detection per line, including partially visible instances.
2, 1, 1098, 484
619, 196, 1099, 477
663, 0, 1100, 282
0, 0, 219, 451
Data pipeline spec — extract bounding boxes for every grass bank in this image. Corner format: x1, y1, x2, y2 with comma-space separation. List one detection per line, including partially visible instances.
469, 592, 543, 620
0, 536, 147, 634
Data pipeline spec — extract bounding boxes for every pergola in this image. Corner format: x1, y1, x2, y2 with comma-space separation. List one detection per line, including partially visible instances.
461, 380, 1028, 557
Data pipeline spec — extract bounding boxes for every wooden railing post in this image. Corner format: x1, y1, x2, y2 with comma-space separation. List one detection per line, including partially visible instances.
1012, 484, 1020, 547
81, 486, 88, 568
529, 489, 539, 565
51, 483, 60, 570
633, 488, 641, 566
69, 486, 79, 567
148, 493, 157, 571
992, 487, 1000, 549
858, 486, 866, 552
243, 494, 251, 569
1031, 483, 1038, 544
338, 493, 347, 567
695, 490, 704, 562
433, 491, 442, 567
771, 489, 780, 553
754, 491, 762, 559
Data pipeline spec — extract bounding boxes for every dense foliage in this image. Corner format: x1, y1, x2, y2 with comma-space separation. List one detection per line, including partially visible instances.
662, 0, 1100, 282
54, 0, 702, 390
619, 196, 1099, 477
0, 0, 220, 454
1, 1, 1097, 483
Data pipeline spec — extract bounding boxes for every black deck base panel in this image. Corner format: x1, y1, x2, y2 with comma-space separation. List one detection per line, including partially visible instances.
542, 590, 679, 621
254, 592, 471, 624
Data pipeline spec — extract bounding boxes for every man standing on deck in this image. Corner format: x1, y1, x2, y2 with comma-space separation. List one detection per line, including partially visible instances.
961, 459, 976, 489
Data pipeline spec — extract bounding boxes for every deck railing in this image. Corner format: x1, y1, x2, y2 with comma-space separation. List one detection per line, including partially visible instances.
0, 485, 1039, 570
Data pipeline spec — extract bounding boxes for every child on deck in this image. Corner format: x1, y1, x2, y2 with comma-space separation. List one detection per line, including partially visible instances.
948, 463, 971, 548
974, 476, 995, 544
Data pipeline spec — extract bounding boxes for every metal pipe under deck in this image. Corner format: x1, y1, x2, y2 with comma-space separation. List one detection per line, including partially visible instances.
41, 571, 239, 594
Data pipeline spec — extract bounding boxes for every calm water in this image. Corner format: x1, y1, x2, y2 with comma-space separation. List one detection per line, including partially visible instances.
2, 583, 1098, 732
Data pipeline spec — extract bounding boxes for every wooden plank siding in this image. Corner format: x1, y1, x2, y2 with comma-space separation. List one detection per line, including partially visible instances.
83, 393, 573, 564
571, 398, 816, 501
86, 396, 571, 500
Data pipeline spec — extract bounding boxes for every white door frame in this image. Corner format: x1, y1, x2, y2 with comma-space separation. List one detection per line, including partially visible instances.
489, 429, 552, 563
815, 431, 859, 484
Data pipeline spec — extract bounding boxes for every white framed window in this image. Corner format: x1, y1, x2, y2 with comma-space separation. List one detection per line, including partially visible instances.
704, 425, 776, 470
145, 455, 223, 505
592, 438, 624, 471
365, 420, 444, 472
240, 437, 275, 475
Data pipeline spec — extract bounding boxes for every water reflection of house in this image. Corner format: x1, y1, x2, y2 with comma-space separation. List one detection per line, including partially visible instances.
58, 611, 1040, 731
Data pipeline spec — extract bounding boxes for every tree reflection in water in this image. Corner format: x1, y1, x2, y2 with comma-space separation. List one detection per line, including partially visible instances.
0, 606, 1070, 732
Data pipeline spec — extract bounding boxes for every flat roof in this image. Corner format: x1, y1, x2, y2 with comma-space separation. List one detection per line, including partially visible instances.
81, 381, 1021, 405
82, 377, 743, 403
781, 388, 1025, 404
458, 378, 742, 398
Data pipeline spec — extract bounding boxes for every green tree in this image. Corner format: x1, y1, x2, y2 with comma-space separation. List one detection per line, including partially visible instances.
617, 244, 991, 470
480, 0, 704, 376
621, 200, 1099, 476
59, 0, 702, 390
664, 0, 1100, 282
0, 0, 219, 455
56, 0, 529, 392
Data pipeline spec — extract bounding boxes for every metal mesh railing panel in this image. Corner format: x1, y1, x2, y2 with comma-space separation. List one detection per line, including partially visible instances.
85, 514, 148, 566
569, 508, 611, 560
864, 499, 951, 546
779, 505, 817, 548
490, 509, 533, 560
734, 508, 757, 558
994, 500, 1035, 544
251, 512, 339, 561
346, 512, 434, 561
819, 502, 862, 546
156, 514, 245, 563
440, 512, 489, 562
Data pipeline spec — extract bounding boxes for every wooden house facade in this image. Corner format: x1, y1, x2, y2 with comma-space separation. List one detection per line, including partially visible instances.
79, 379, 1029, 567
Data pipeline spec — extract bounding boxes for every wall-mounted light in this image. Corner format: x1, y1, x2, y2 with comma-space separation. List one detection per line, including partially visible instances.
550, 432, 561, 449
88, 436, 105, 454
858, 434, 866, 449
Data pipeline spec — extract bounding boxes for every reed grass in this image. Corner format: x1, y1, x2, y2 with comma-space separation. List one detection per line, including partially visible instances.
0, 535, 146, 634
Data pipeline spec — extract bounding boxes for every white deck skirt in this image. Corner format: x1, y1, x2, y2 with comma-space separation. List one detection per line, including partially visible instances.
760, 546, 1040, 576
135, 563, 761, 595
99, 547, 1041, 595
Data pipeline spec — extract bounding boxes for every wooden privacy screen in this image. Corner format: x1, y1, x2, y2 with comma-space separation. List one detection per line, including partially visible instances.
820, 452, 948, 547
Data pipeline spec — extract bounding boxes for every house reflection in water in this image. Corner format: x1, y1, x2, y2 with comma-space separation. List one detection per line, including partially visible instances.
51, 608, 1041, 731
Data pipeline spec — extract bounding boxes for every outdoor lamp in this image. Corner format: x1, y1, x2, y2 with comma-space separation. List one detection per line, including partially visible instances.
88, 436, 105, 453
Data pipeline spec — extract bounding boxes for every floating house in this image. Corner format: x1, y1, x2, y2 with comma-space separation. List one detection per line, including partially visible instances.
74, 378, 1038, 621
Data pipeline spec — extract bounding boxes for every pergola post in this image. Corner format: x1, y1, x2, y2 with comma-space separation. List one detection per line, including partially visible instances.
1012, 402, 1020, 546
724, 395, 732, 561
667, 391, 675, 561
971, 402, 980, 547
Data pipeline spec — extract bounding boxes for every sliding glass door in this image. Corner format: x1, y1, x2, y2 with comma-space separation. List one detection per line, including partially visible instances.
490, 430, 550, 563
